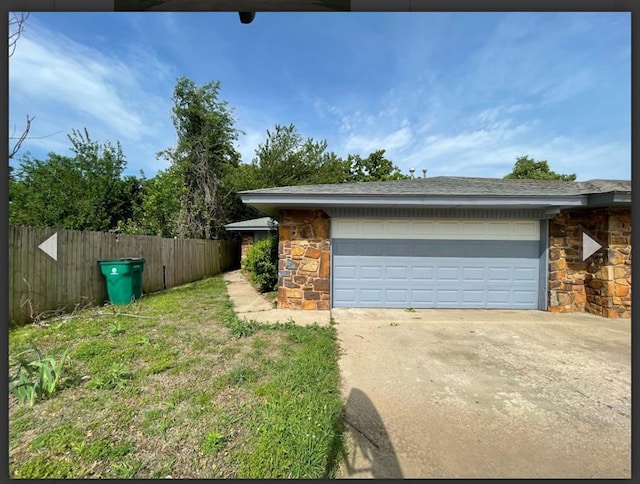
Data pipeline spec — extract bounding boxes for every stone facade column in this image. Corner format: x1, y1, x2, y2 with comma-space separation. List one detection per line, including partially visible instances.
277, 209, 331, 310
602, 210, 631, 317
548, 208, 631, 318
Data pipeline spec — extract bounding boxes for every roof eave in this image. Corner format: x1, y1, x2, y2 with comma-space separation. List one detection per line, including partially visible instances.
240, 194, 590, 214
224, 217, 278, 231
224, 226, 273, 232
242, 194, 587, 207
586, 192, 632, 208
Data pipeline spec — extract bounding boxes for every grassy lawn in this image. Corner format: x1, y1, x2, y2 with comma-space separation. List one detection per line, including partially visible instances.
8, 275, 345, 478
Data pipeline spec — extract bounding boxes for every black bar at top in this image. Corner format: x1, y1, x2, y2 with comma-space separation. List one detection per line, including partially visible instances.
6, 0, 634, 12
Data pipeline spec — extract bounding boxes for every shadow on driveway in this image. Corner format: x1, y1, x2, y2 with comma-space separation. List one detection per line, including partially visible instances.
340, 388, 403, 478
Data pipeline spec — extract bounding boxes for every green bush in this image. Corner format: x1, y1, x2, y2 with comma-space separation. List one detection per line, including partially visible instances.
243, 234, 278, 292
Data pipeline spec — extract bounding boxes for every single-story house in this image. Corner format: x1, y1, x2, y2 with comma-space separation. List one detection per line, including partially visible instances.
224, 217, 278, 261
240, 177, 631, 318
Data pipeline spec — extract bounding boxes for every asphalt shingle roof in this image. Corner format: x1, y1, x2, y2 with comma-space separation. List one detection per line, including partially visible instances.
224, 217, 277, 230
240, 176, 630, 197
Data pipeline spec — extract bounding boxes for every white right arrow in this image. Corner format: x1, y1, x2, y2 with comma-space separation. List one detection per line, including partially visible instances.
582, 230, 603, 261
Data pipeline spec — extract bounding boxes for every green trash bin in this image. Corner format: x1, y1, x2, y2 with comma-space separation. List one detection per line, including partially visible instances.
98, 258, 145, 305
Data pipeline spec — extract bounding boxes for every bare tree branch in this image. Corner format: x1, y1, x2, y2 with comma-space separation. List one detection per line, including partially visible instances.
9, 13, 33, 160
9, 12, 30, 58
9, 115, 34, 160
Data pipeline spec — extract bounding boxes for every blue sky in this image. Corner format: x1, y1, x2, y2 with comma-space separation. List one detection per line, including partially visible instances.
9, 12, 631, 181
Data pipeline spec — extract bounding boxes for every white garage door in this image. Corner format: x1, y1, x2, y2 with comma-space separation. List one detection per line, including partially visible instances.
332, 218, 541, 309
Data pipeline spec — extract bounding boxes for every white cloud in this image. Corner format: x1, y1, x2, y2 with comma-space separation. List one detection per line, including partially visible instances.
403, 119, 535, 171
9, 19, 177, 177
344, 126, 412, 154
408, 134, 629, 180
11, 36, 149, 141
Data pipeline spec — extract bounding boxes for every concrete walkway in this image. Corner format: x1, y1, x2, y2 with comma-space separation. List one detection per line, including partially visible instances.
223, 270, 330, 326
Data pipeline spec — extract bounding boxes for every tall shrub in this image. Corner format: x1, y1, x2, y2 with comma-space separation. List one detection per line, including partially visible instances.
244, 233, 278, 292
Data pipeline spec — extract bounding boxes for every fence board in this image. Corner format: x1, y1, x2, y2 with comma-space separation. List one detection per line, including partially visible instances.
44, 229, 56, 315
22, 227, 34, 320
8, 226, 240, 326
9, 227, 21, 324
85, 231, 99, 308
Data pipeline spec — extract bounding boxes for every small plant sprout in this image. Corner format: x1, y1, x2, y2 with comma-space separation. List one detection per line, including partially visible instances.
9, 344, 70, 406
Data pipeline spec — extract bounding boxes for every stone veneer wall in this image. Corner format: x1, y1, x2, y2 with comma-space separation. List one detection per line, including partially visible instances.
549, 208, 631, 318
277, 209, 331, 310
240, 233, 254, 262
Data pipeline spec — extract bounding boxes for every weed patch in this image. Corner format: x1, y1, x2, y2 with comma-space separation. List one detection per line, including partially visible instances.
87, 363, 133, 390
200, 430, 227, 455
224, 314, 260, 338
9, 344, 70, 406
9, 275, 345, 478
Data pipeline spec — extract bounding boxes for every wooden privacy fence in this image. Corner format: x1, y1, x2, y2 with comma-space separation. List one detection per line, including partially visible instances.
9, 225, 240, 326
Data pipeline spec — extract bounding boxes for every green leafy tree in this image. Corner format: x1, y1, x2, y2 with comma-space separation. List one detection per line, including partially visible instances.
230, 124, 409, 191
224, 125, 409, 226
222, 163, 264, 223
250, 124, 349, 188
117, 165, 185, 237
10, 153, 84, 228
347, 149, 409, 182
224, 124, 350, 223
504, 155, 576, 181
9, 129, 143, 231
160, 77, 241, 240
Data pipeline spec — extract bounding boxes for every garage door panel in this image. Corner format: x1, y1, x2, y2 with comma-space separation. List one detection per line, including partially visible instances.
360, 265, 383, 280
513, 290, 537, 304
463, 267, 486, 280
437, 266, 460, 281
363, 242, 384, 256
334, 263, 357, 280
333, 238, 539, 259
332, 218, 540, 240
333, 258, 539, 307
487, 290, 511, 304
332, 219, 540, 309
436, 289, 459, 303
462, 290, 484, 303
333, 288, 356, 305
411, 266, 435, 281
386, 289, 409, 303
387, 241, 413, 256
360, 289, 383, 302
335, 239, 359, 256
411, 289, 434, 304
386, 266, 409, 280
487, 267, 511, 281
514, 267, 537, 282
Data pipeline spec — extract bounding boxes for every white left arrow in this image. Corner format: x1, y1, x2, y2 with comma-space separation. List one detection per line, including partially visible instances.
38, 232, 58, 261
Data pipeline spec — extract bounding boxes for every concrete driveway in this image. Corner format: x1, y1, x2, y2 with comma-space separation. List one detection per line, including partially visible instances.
333, 308, 631, 479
